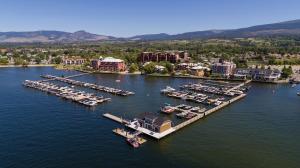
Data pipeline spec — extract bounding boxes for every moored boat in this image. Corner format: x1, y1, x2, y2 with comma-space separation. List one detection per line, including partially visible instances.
161, 86, 176, 94
126, 138, 139, 148
161, 105, 175, 114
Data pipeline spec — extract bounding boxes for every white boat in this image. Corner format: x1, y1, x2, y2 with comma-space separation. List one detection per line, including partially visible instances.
214, 100, 223, 106
161, 86, 176, 94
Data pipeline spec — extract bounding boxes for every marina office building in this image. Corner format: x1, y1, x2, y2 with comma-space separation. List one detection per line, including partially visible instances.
135, 113, 172, 133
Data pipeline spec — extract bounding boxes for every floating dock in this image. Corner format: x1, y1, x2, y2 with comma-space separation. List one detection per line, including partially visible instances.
224, 80, 252, 93
103, 93, 246, 140
103, 113, 130, 124
174, 93, 246, 131
113, 128, 147, 144
23, 80, 111, 106
41, 74, 135, 96
40, 73, 91, 82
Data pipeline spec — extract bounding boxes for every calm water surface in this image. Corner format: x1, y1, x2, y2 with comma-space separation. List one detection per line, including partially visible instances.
0, 67, 299, 168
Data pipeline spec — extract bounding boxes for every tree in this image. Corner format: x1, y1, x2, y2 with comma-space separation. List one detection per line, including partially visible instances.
165, 62, 174, 73
281, 65, 293, 78
35, 57, 42, 64
14, 58, 24, 65
52, 57, 62, 64
129, 63, 139, 73
143, 62, 156, 74
0, 58, 8, 65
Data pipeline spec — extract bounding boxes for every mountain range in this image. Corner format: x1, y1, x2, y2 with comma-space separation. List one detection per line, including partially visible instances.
1, 19, 300, 43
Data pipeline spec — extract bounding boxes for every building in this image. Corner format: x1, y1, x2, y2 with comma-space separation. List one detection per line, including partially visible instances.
63, 57, 85, 65
234, 68, 281, 81
91, 57, 126, 72
189, 66, 208, 77
135, 113, 172, 133
176, 63, 201, 71
211, 60, 236, 77
138, 51, 190, 63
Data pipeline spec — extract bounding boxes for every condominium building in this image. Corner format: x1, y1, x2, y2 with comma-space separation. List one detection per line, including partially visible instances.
91, 57, 126, 72
138, 51, 189, 63
63, 57, 85, 65
211, 60, 236, 77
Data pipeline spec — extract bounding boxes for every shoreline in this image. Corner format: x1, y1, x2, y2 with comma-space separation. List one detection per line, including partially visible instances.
0, 64, 55, 68
1, 65, 290, 84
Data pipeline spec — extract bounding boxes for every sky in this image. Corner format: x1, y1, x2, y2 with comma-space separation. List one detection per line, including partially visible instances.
0, 0, 299, 37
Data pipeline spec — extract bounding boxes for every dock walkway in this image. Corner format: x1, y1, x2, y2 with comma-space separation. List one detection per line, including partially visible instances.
41, 74, 135, 96
103, 113, 130, 124
224, 80, 251, 93
113, 128, 147, 144
40, 73, 91, 82
174, 93, 246, 131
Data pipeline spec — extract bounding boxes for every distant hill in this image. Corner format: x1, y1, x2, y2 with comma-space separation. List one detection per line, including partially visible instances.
0, 30, 115, 43
128, 33, 171, 41
1, 19, 300, 43
128, 19, 300, 41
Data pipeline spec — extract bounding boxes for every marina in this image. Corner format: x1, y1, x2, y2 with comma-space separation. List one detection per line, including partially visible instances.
103, 93, 246, 140
2, 67, 300, 168
41, 74, 135, 96
163, 88, 228, 106
23, 80, 111, 107
25, 70, 250, 144
160, 104, 206, 117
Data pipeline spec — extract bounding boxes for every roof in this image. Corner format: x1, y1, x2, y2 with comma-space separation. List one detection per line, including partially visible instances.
137, 112, 171, 126
101, 57, 124, 63
191, 66, 205, 70
153, 117, 171, 126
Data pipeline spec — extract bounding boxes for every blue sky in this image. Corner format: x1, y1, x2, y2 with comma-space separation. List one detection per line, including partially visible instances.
0, 0, 299, 37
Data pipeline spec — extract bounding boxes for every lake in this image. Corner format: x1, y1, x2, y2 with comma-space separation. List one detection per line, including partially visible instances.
0, 67, 299, 168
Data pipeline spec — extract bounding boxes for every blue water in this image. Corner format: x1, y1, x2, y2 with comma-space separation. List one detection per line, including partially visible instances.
0, 67, 299, 168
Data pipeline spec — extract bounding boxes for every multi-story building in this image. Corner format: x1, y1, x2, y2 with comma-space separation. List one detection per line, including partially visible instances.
234, 68, 281, 81
63, 57, 85, 65
211, 60, 236, 77
91, 57, 126, 72
138, 51, 189, 63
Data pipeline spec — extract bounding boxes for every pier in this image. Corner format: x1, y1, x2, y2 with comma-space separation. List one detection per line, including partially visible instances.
40, 73, 91, 82
41, 74, 135, 96
103, 113, 130, 124
224, 80, 252, 93
174, 93, 246, 131
103, 93, 246, 139
113, 128, 147, 144
23, 80, 111, 107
